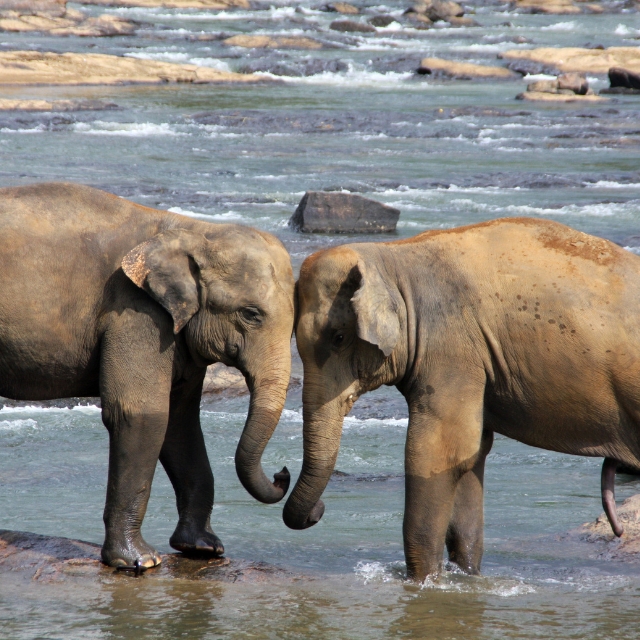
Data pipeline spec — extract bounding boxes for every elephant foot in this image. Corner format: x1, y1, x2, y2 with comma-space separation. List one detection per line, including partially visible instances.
170, 524, 224, 558
101, 535, 162, 569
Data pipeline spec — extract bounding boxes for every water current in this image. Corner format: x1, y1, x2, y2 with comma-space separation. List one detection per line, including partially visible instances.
1, 0, 640, 637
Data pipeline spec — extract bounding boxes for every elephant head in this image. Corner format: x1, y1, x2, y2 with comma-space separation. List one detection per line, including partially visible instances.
283, 245, 406, 529
122, 225, 295, 504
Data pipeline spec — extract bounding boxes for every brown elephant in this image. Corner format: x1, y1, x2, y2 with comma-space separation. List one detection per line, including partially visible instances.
284, 217, 640, 582
0, 183, 294, 568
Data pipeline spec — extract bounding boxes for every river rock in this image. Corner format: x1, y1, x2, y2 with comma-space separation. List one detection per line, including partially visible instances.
417, 57, 517, 79
329, 19, 376, 33
202, 362, 248, 396
406, 0, 464, 21
606, 66, 640, 92
0, 98, 118, 111
0, 530, 297, 583
77, 0, 249, 8
516, 91, 606, 102
0, 51, 266, 85
223, 35, 324, 49
509, 0, 582, 13
368, 15, 397, 27
323, 2, 359, 13
0, 0, 136, 36
525, 72, 590, 95
499, 47, 640, 75
289, 191, 400, 234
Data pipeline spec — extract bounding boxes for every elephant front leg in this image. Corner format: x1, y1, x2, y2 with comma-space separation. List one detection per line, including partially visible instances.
403, 379, 486, 582
101, 408, 168, 568
446, 429, 493, 574
160, 377, 224, 558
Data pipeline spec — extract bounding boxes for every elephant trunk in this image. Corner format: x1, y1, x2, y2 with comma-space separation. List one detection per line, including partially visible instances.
283, 400, 344, 529
235, 353, 291, 504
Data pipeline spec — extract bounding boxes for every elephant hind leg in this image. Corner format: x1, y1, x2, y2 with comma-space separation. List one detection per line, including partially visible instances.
446, 430, 494, 574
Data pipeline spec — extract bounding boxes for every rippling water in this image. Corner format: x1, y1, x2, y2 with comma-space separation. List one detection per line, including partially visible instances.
1, 0, 640, 637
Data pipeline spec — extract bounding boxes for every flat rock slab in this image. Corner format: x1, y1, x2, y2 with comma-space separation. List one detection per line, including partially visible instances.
418, 57, 517, 79
290, 191, 400, 234
0, 51, 267, 85
0, 10, 136, 37
0, 98, 118, 110
0, 530, 298, 583
516, 91, 608, 102
223, 35, 324, 50
500, 47, 640, 75
78, 0, 249, 7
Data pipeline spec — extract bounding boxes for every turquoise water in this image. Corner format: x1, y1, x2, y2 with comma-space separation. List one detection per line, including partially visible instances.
1, 0, 640, 637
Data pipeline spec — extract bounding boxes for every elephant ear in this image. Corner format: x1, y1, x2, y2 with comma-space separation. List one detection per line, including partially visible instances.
122, 229, 209, 334
350, 260, 400, 357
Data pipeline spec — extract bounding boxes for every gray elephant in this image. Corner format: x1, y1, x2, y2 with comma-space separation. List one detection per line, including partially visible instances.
283, 217, 640, 582
0, 182, 294, 568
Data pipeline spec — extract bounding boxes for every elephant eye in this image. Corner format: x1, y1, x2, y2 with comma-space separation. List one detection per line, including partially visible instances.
333, 333, 345, 347
240, 307, 262, 324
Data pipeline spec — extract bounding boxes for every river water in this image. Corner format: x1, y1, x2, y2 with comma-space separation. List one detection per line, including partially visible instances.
1, 1, 640, 638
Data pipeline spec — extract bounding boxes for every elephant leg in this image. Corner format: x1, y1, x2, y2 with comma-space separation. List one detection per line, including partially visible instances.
446, 429, 494, 574
403, 378, 486, 582
99, 324, 174, 568
160, 375, 224, 557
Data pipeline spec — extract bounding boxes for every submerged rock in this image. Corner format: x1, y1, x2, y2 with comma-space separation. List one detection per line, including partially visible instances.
417, 57, 517, 79
0, 530, 298, 583
0, 51, 267, 85
499, 47, 640, 75
330, 19, 376, 33
289, 191, 400, 234
238, 57, 348, 77
223, 35, 324, 50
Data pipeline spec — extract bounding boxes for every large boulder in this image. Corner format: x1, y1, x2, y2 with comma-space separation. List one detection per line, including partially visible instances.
603, 66, 640, 94
417, 57, 517, 79
289, 192, 400, 234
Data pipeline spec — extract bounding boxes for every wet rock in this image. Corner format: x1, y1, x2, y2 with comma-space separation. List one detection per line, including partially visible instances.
403, 12, 433, 27
406, 0, 464, 21
417, 57, 517, 79
0, 98, 118, 110
509, 0, 582, 14
505, 59, 560, 76
223, 35, 324, 49
238, 57, 348, 77
499, 47, 640, 75
323, 1, 359, 13
0, 530, 298, 583
329, 19, 376, 33
569, 494, 640, 559
368, 15, 396, 27
558, 72, 590, 94
78, 0, 249, 7
0, 51, 269, 85
289, 191, 400, 234
516, 91, 607, 102
203, 362, 248, 396
0, 0, 137, 36
518, 73, 607, 101
608, 66, 640, 90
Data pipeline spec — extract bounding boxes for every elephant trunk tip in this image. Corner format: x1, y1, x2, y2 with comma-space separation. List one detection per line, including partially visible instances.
601, 457, 624, 538
273, 466, 290, 494
283, 499, 325, 530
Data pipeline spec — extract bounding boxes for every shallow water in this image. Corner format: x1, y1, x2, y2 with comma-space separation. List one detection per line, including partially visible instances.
1, 0, 640, 637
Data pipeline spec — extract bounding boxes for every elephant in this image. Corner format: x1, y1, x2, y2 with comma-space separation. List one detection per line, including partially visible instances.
0, 182, 294, 568
283, 217, 640, 582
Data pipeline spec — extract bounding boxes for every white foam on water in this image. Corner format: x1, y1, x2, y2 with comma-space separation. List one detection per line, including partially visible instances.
343, 416, 408, 429
261, 67, 422, 89
354, 560, 405, 584
584, 180, 640, 189
112, 6, 296, 21
72, 122, 183, 137
168, 206, 246, 221
0, 405, 100, 415
449, 42, 515, 53
541, 20, 578, 31
624, 246, 640, 255
0, 418, 37, 431
0, 125, 46, 134
614, 23, 639, 36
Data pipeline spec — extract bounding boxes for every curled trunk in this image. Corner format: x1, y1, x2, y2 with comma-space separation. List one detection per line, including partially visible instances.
235, 359, 291, 504
283, 402, 344, 529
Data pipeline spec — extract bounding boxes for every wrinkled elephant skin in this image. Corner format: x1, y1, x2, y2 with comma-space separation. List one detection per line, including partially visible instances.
0, 183, 294, 569
285, 217, 640, 582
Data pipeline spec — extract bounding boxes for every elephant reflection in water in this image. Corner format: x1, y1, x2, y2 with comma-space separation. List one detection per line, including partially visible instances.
285, 218, 640, 582
0, 183, 294, 568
